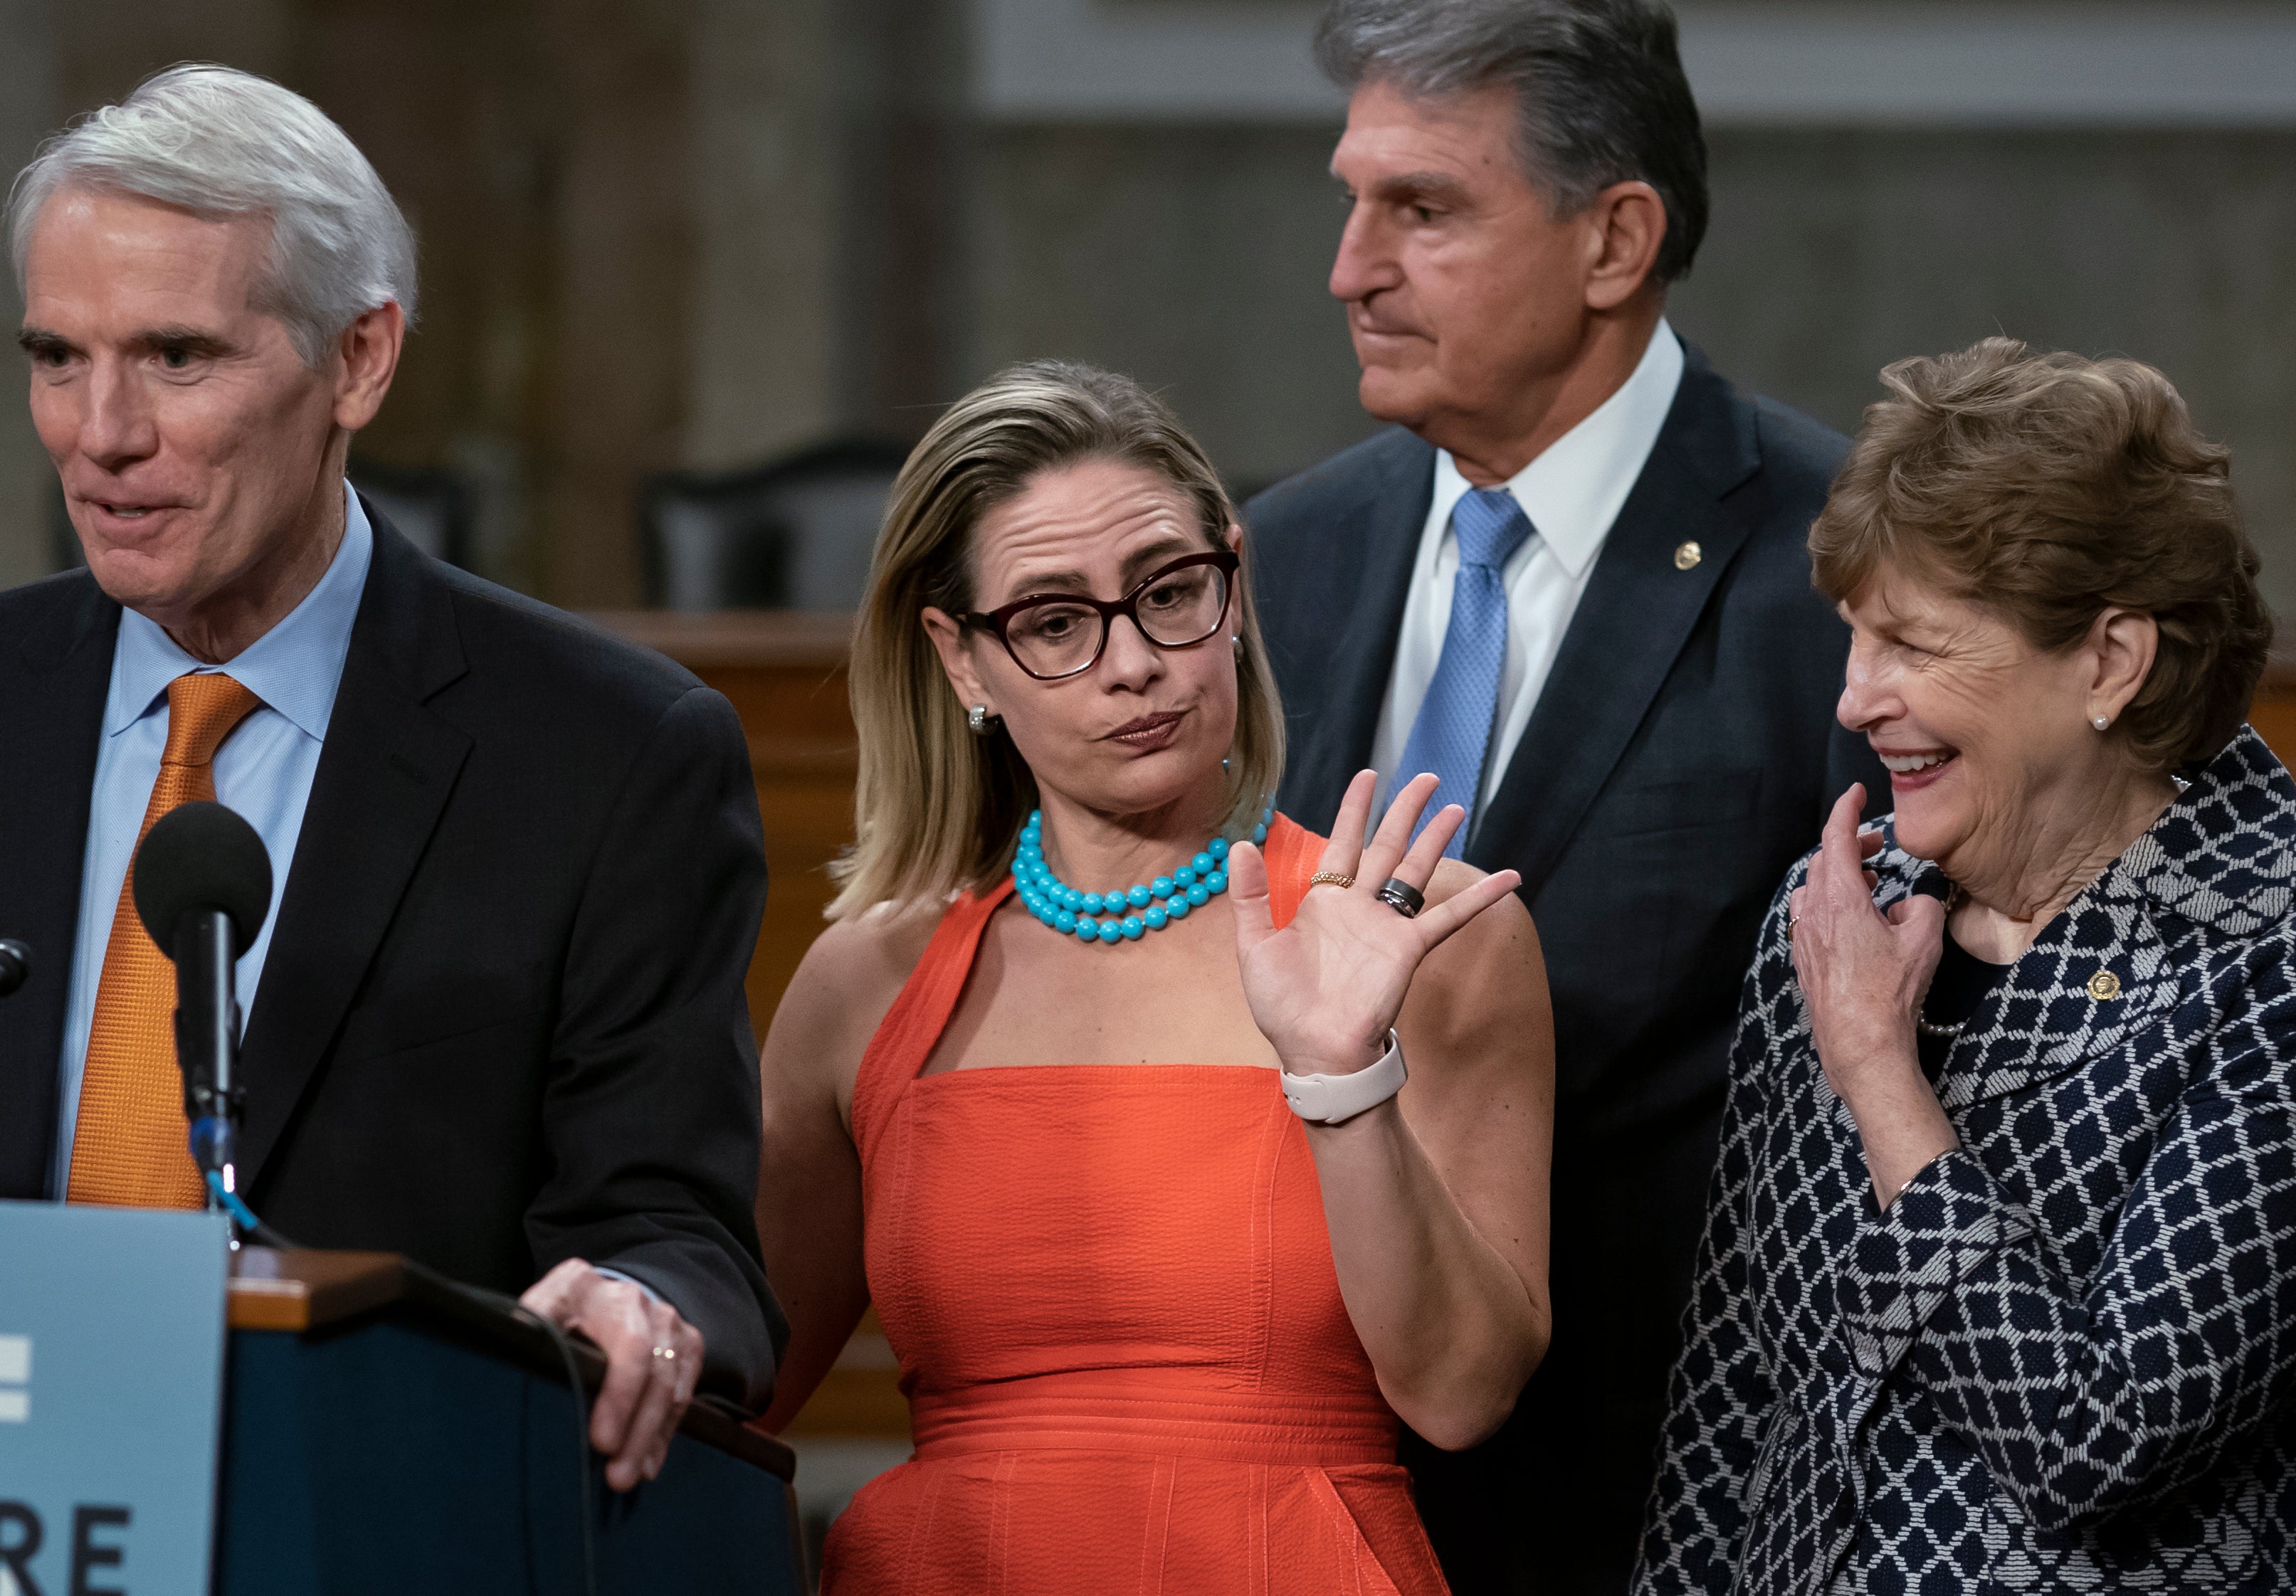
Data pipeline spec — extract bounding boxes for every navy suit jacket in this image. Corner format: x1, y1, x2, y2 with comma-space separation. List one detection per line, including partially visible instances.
1245, 347, 1885, 1594
0, 514, 784, 1405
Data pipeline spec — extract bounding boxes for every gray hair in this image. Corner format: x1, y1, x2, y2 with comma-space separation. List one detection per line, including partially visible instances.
1315, 0, 1709, 282
6, 63, 418, 365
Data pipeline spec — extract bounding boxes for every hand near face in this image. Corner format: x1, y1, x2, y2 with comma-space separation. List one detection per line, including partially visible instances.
520, 1258, 705, 1491
1789, 784, 1945, 1101
1229, 770, 1522, 1077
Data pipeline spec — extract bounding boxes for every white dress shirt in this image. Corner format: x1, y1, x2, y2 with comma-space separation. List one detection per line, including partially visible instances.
1369, 320, 1687, 819
51, 485, 372, 1196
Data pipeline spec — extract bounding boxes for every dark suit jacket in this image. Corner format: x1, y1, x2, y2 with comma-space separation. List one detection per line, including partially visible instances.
0, 514, 783, 1405
1245, 348, 1886, 1595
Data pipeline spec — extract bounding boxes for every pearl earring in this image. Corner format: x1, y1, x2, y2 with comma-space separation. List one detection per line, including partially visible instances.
2092, 714, 2110, 731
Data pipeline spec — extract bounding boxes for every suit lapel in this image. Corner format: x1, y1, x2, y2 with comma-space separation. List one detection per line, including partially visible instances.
1868, 766, 2235, 1116
1470, 353, 1764, 898
0, 576, 120, 1193
237, 516, 470, 1183
1279, 445, 1431, 833
1937, 894, 2180, 1111
1932, 767, 2262, 1110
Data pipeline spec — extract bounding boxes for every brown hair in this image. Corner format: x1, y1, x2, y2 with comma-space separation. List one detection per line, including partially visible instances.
827, 360, 1285, 921
1810, 337, 2271, 774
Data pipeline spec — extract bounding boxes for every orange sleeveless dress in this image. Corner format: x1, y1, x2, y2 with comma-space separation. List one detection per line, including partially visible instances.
821, 815, 1449, 1595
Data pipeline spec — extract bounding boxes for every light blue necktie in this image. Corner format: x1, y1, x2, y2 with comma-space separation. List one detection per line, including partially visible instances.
1395, 487, 1535, 858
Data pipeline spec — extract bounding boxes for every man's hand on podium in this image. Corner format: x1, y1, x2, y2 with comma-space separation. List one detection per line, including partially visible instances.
522, 1257, 705, 1491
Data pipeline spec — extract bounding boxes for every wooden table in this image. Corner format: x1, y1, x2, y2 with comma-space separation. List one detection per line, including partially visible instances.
588, 611, 2296, 1033
589, 612, 901, 1443
2248, 665, 2296, 768
590, 611, 860, 1039
588, 610, 2296, 1450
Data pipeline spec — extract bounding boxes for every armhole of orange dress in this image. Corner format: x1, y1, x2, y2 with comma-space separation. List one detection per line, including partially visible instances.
1263, 813, 1326, 931
850, 878, 1017, 1163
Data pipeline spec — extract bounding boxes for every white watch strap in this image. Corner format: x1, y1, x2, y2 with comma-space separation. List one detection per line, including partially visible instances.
1281, 1031, 1407, 1125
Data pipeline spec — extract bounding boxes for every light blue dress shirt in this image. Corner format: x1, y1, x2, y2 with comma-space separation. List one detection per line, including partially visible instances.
48, 492, 673, 1308
51, 485, 372, 1198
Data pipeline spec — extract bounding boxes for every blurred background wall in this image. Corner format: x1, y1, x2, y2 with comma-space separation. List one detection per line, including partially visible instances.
11, 4, 2292, 1568
1, 0, 2292, 617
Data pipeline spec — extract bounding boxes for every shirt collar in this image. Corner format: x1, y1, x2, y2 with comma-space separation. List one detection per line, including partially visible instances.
107, 482, 375, 741
2107, 725, 2296, 934
1429, 319, 1687, 583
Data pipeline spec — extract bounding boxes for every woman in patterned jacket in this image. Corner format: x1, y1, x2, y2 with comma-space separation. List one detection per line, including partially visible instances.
1634, 337, 2290, 1595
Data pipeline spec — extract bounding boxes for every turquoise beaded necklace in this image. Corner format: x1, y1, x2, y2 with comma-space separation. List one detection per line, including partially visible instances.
1011, 803, 1273, 945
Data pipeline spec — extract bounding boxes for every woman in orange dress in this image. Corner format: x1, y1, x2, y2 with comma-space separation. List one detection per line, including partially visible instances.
755, 361, 1554, 1595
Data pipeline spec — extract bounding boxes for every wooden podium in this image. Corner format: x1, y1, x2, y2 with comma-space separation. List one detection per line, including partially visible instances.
219, 1249, 803, 1595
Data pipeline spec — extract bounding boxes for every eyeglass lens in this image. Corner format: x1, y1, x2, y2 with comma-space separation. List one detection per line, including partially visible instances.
1005, 561, 1230, 677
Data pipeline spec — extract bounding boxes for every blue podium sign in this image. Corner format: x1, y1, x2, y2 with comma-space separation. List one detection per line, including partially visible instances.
0, 1201, 229, 1596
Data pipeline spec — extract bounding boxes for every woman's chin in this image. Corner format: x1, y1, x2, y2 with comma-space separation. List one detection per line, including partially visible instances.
1048, 751, 1223, 822
1885, 798, 1968, 867
1123, 735, 1221, 781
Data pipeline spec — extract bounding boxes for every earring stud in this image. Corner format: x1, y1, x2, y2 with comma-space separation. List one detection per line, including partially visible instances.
2092, 714, 2110, 731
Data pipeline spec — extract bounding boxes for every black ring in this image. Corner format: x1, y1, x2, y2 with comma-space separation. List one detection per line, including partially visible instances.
1376, 877, 1425, 919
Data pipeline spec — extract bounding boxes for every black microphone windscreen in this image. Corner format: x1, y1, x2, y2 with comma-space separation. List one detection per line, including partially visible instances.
0, 939, 27, 998
132, 801, 275, 955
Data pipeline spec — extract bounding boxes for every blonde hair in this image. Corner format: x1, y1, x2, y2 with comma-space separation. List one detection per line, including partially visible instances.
828, 361, 1285, 920
1810, 337, 2269, 775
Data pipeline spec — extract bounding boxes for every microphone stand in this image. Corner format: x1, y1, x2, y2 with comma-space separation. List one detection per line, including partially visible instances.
171, 909, 248, 1236
135, 800, 283, 1247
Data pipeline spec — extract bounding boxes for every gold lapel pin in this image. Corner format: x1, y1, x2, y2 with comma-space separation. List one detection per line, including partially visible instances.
2087, 971, 2122, 1000
1673, 540, 1702, 571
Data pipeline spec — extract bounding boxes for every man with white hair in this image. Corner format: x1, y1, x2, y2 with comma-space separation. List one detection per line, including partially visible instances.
0, 65, 781, 1489
1248, 1, 1887, 1589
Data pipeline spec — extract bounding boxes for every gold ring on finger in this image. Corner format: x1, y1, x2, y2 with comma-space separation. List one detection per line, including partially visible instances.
652, 1345, 678, 1363
1308, 872, 1356, 891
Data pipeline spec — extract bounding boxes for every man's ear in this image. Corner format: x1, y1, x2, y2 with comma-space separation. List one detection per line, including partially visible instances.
332, 300, 404, 432
922, 606, 995, 719
1582, 180, 1668, 313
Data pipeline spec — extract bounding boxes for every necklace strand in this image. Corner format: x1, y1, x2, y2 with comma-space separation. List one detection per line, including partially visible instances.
1917, 882, 1967, 1037
1012, 804, 1273, 945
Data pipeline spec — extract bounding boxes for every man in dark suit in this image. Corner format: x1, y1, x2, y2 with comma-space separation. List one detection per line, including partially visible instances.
0, 66, 779, 1491
1246, 4, 1885, 1590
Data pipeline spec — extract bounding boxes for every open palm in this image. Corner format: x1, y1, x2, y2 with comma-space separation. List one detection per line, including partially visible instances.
1229, 771, 1524, 1078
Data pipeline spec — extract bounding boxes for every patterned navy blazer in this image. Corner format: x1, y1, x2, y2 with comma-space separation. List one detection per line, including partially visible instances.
1635, 726, 2296, 1595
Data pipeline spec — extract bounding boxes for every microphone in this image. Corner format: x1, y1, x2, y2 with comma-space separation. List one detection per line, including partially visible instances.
132, 802, 273, 1208
0, 939, 27, 999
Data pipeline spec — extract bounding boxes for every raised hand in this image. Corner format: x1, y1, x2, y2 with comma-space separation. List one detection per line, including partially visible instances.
1789, 783, 1944, 1092
1789, 784, 1959, 1205
1228, 770, 1524, 1079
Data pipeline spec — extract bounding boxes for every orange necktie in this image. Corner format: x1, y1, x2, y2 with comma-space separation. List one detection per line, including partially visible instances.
67, 672, 265, 1208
